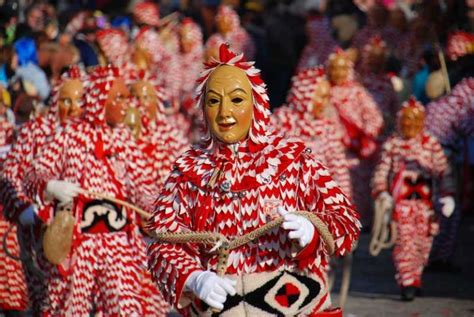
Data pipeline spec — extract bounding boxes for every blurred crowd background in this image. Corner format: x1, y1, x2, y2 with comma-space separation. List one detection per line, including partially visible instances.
0, 0, 472, 113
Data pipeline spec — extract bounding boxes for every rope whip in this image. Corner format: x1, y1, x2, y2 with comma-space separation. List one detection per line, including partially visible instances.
81, 190, 336, 313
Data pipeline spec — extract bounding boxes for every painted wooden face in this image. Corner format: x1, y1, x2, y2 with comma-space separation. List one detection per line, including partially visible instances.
180, 24, 195, 54
312, 79, 330, 119
131, 80, 158, 120
58, 79, 84, 123
216, 14, 233, 35
400, 107, 425, 139
105, 78, 130, 127
328, 55, 351, 85
205, 65, 253, 144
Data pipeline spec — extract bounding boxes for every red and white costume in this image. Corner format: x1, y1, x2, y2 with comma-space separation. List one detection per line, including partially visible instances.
328, 50, 383, 222
133, 26, 190, 134
23, 66, 165, 315
130, 71, 189, 189
96, 28, 131, 67
206, 5, 256, 60
0, 106, 26, 312
357, 37, 399, 135
0, 67, 86, 314
372, 100, 453, 288
179, 18, 204, 118
272, 67, 352, 199
446, 31, 474, 62
147, 45, 360, 316
297, 16, 337, 72
426, 78, 474, 147
425, 78, 474, 264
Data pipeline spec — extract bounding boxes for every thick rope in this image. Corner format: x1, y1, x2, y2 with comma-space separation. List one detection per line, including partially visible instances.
152, 210, 335, 258
80, 191, 335, 272
370, 197, 397, 256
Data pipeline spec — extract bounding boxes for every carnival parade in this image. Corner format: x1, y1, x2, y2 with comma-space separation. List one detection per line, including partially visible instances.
0, 0, 473, 316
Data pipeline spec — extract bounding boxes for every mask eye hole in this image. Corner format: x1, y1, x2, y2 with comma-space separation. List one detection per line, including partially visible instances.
208, 98, 219, 106
232, 97, 243, 104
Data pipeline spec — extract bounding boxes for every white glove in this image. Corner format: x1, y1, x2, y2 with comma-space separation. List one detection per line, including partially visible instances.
378, 191, 394, 211
46, 180, 81, 205
185, 270, 237, 310
440, 196, 455, 218
19, 204, 38, 226
278, 207, 315, 248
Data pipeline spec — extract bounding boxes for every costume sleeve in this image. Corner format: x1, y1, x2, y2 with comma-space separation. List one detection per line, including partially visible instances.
146, 169, 203, 308
429, 137, 455, 196
425, 96, 460, 147
0, 124, 36, 221
124, 138, 159, 214
325, 122, 352, 199
371, 138, 394, 197
359, 87, 383, 138
299, 154, 361, 258
23, 129, 68, 209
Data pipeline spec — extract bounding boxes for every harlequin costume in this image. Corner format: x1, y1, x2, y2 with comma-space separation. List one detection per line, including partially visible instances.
372, 98, 454, 299
425, 77, 474, 268
22, 66, 159, 315
96, 28, 131, 67
327, 49, 383, 224
0, 66, 86, 314
205, 5, 256, 61
147, 44, 360, 316
0, 89, 26, 312
272, 67, 352, 199
297, 15, 337, 71
130, 70, 189, 191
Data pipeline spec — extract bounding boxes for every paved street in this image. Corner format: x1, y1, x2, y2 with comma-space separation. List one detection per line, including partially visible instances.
332, 215, 474, 317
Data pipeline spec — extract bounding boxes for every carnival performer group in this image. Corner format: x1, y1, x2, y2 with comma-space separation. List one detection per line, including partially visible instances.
0, 0, 473, 316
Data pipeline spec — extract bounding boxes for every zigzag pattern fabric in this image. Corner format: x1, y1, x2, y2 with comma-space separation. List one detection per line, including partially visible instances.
372, 132, 453, 287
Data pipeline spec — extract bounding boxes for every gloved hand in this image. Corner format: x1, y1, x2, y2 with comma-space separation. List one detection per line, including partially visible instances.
46, 180, 81, 205
278, 207, 315, 248
377, 191, 394, 211
185, 270, 237, 310
440, 196, 455, 218
19, 204, 38, 226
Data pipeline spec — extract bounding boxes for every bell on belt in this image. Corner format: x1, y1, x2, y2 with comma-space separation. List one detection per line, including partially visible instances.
124, 106, 141, 139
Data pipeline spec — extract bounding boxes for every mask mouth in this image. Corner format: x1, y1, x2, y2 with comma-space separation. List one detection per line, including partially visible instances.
217, 118, 237, 131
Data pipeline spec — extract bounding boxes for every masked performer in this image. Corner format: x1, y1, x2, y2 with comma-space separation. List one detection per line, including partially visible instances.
358, 36, 399, 137
297, 11, 337, 71
425, 77, 474, 271
372, 97, 454, 301
147, 44, 360, 316
0, 85, 24, 314
23, 65, 158, 315
327, 49, 383, 223
272, 66, 352, 199
0, 66, 85, 314
205, 5, 255, 62
130, 71, 189, 187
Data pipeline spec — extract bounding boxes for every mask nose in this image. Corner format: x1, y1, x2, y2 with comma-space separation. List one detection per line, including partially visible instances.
217, 96, 233, 121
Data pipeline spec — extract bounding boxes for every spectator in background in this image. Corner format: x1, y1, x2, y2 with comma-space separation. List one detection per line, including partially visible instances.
12, 37, 51, 101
